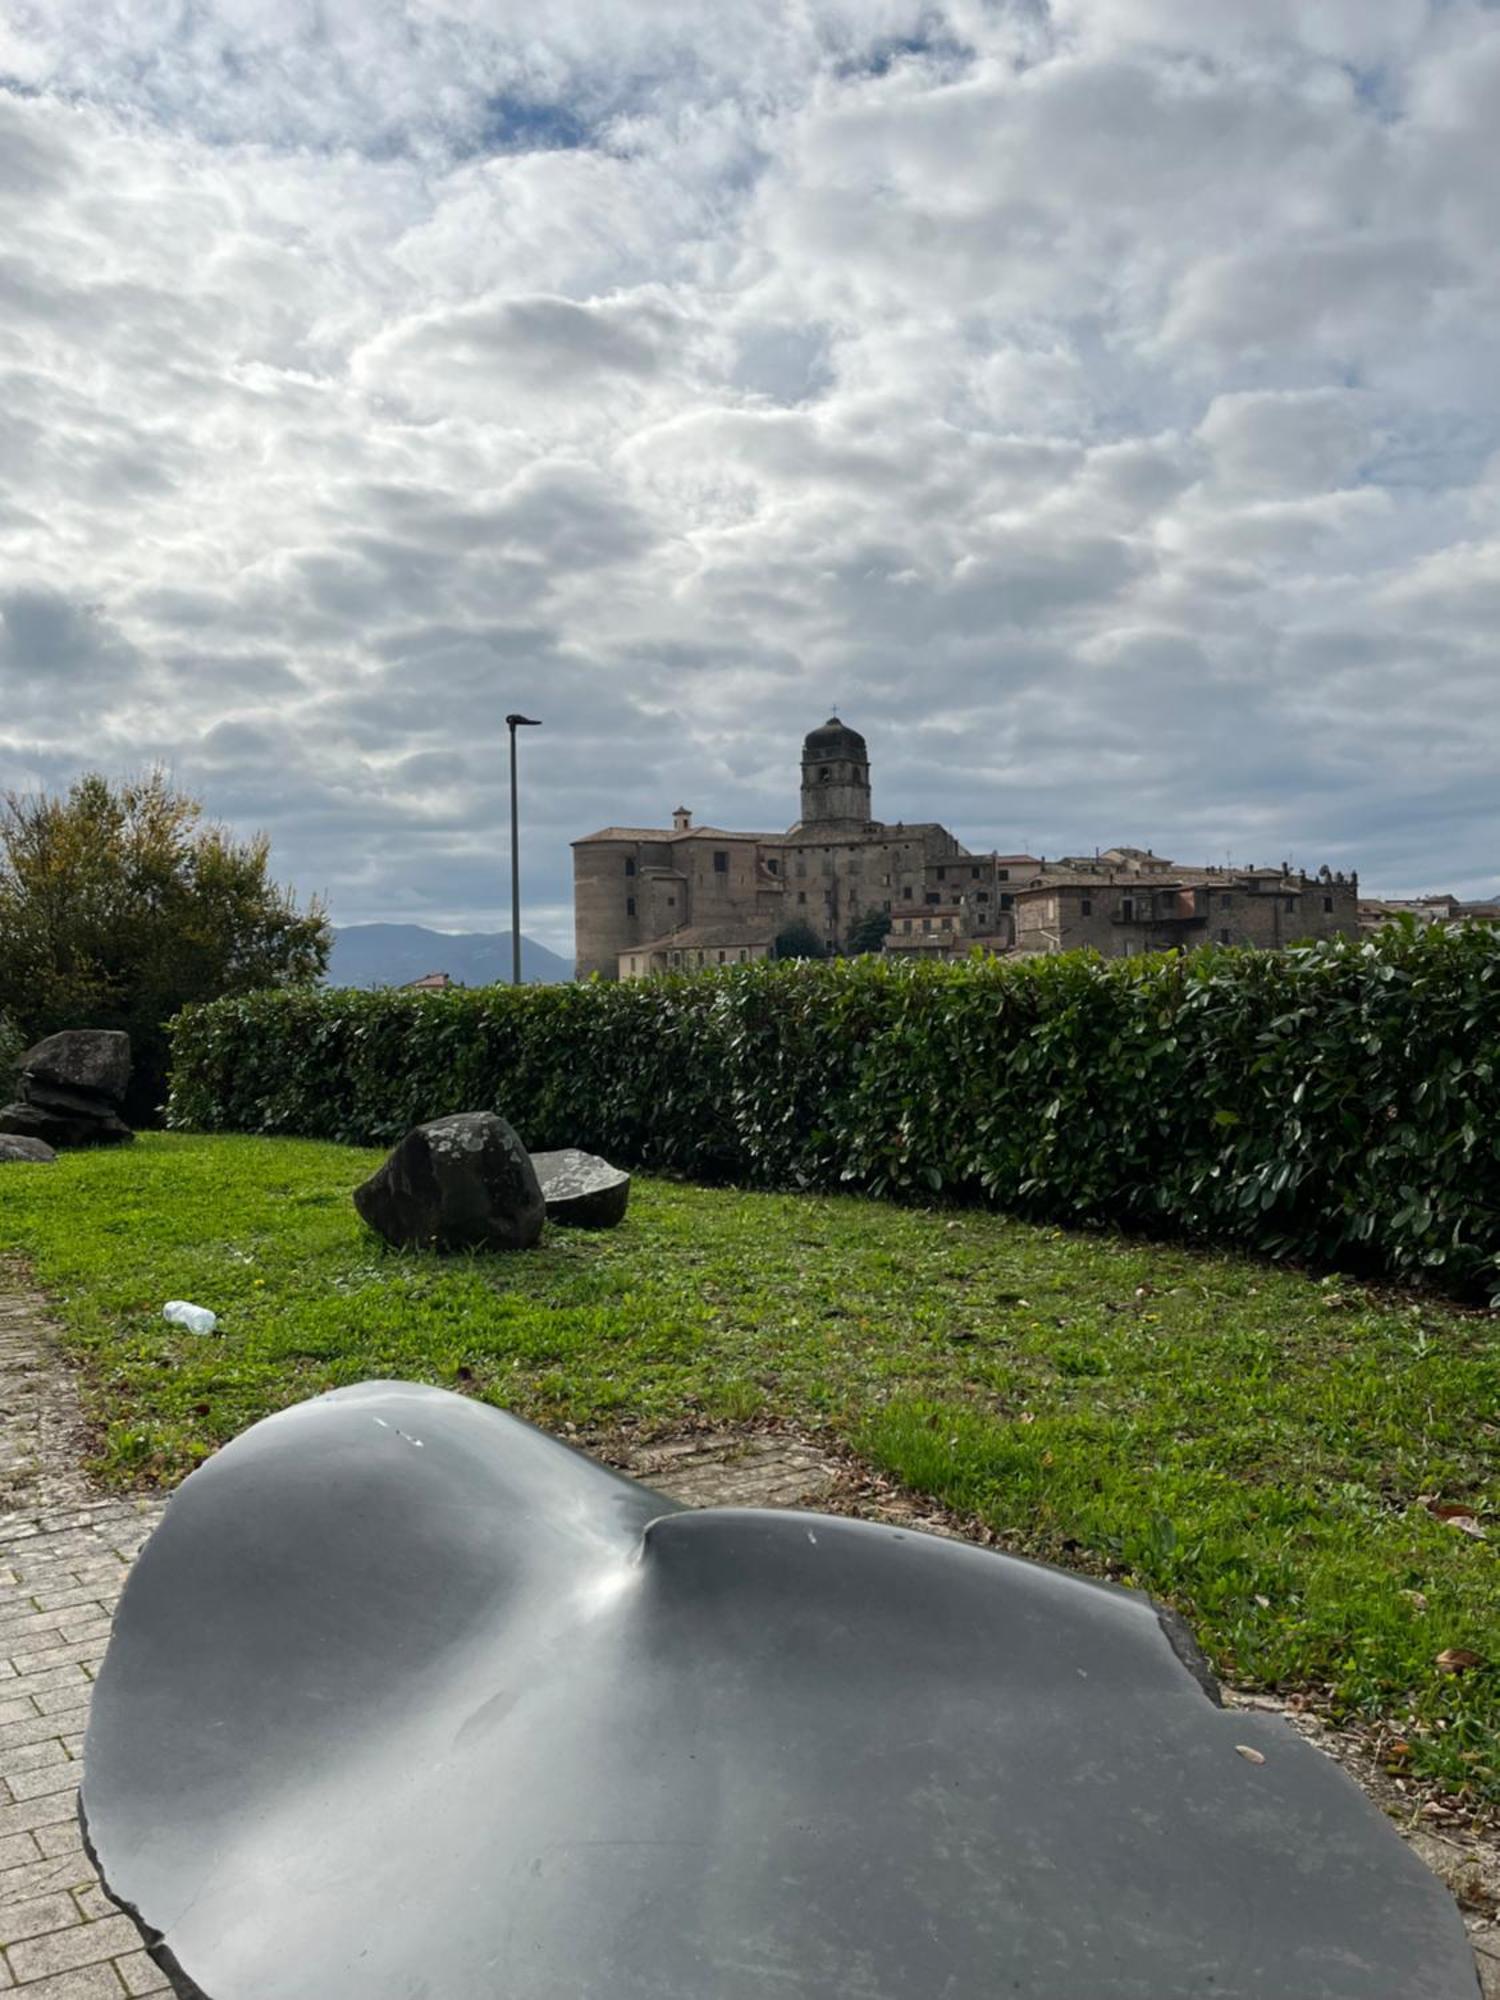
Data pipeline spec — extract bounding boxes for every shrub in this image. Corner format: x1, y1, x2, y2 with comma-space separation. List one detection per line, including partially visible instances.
167, 922, 1500, 1295
0, 771, 328, 1123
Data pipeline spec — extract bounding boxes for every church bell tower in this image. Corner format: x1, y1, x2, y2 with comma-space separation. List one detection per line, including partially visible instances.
800, 717, 872, 831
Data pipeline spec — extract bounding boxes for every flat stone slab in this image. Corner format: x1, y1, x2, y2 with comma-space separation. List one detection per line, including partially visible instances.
0, 1099, 133, 1148
529, 1147, 630, 1228
82, 1383, 1480, 2000
0, 1133, 57, 1163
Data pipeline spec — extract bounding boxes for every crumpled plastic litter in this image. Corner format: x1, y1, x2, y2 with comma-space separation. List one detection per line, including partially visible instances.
163, 1300, 218, 1335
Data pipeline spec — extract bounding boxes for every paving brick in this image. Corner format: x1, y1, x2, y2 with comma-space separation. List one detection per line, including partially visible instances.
32, 1825, 83, 1862
3, 1766, 78, 1806
53, 1624, 111, 1653
0, 1964, 123, 1998
0, 1837, 39, 1875
0, 1712, 90, 1755
26, 1594, 109, 1620
5, 1645, 111, 1681
0, 1618, 67, 1653
7, 1913, 141, 1982
69, 1889, 113, 1927
0, 1708, 36, 1736
0, 1854, 93, 1907
113, 1952, 169, 1997
0, 1891, 78, 1948
0, 1743, 70, 1783
26, 1681, 93, 1716
0, 1793, 77, 1843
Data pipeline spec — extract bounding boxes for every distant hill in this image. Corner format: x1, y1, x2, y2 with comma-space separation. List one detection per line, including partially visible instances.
327, 925, 572, 989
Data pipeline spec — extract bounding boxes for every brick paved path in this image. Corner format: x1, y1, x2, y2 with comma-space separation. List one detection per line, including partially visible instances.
2, 1266, 1496, 1998
0, 1274, 169, 1997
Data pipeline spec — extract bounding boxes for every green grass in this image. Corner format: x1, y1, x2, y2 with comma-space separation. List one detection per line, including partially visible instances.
3, 1132, 1497, 1804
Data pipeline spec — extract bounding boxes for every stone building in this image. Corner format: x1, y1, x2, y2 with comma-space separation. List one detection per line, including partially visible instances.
572, 720, 1360, 979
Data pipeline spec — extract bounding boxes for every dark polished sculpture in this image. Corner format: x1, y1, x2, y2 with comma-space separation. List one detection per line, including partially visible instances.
82, 1385, 1478, 2000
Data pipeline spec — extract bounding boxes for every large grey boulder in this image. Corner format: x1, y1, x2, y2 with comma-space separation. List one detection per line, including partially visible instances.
354, 1112, 545, 1253
22, 1030, 132, 1103
0, 1030, 134, 1150
529, 1149, 631, 1229
0, 1134, 56, 1164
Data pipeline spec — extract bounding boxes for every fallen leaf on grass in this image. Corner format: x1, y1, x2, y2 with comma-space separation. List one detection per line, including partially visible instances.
1235, 1745, 1266, 1765
1435, 1648, 1484, 1673
1418, 1496, 1487, 1538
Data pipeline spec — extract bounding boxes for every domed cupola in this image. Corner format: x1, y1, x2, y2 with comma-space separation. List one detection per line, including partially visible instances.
800, 717, 872, 830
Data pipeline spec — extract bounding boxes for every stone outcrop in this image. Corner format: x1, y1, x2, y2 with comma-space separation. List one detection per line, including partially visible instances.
0, 1031, 133, 1149
529, 1149, 631, 1229
0, 1134, 57, 1164
353, 1112, 545, 1252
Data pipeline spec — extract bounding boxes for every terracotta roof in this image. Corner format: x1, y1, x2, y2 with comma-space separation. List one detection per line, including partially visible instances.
628, 920, 779, 954
575, 824, 784, 846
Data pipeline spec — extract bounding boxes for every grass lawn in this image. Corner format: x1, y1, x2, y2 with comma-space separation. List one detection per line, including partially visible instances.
2, 1131, 1497, 1806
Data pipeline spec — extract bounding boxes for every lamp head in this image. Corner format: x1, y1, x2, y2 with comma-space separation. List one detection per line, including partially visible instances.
506, 714, 542, 728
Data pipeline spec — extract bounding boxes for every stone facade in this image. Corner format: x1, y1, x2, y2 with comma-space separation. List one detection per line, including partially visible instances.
573, 722, 1360, 979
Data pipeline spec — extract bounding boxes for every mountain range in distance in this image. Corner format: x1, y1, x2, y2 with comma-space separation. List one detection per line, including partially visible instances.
327, 924, 573, 989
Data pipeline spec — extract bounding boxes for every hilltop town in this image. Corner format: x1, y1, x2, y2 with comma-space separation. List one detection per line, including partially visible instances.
572, 720, 1362, 979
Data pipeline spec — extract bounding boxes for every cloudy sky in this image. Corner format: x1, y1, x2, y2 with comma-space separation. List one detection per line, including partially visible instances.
2, 0, 1497, 955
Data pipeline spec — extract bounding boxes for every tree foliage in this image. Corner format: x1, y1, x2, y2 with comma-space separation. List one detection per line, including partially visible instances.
773, 921, 826, 961
170, 921, 1500, 1298
845, 908, 892, 956
0, 771, 329, 1118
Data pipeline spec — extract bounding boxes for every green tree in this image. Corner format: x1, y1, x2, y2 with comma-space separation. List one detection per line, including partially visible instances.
0, 771, 329, 1121
845, 908, 892, 956
773, 921, 826, 961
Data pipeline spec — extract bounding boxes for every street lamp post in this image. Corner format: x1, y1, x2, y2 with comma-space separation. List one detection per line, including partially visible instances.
506, 714, 542, 985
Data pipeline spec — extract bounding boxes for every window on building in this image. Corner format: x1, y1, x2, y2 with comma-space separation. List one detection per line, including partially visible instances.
1219, 893, 1231, 908
739, 949, 748, 962
903, 885, 913, 900
797, 890, 806, 905
971, 866, 980, 879
1122, 897, 1135, 921
625, 858, 636, 877
1219, 928, 1231, 944
882, 899, 891, 911
1080, 898, 1091, 916
671, 951, 681, 966
923, 918, 932, 932
626, 896, 636, 916
713, 851, 728, 873
718, 951, 726, 963
1323, 895, 1334, 913
1284, 896, 1296, 912
937, 867, 946, 881
903, 919, 912, 933
819, 765, 830, 781
767, 859, 778, 874
1000, 893, 1013, 911
977, 890, 989, 903
925, 891, 940, 905
998, 868, 1009, 881
667, 895, 676, 907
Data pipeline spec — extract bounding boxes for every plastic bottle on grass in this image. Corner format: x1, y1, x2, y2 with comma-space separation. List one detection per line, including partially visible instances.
163, 1301, 218, 1335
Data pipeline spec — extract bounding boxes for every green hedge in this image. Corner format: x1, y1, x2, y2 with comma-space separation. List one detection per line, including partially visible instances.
167, 923, 1500, 1295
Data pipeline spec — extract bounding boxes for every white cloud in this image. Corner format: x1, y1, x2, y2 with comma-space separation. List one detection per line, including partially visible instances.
3, 0, 1500, 950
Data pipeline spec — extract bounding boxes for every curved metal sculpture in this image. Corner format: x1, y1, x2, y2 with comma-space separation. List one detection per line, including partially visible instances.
82, 1384, 1477, 1999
